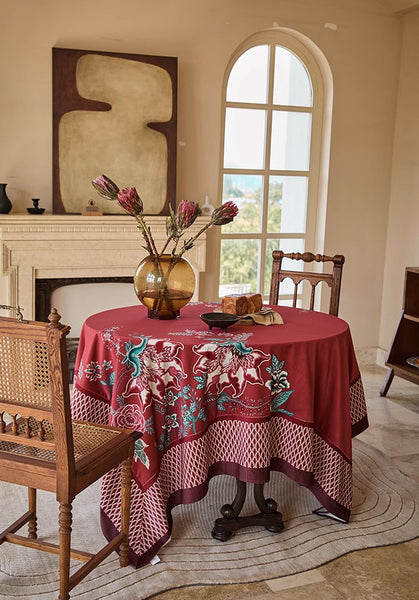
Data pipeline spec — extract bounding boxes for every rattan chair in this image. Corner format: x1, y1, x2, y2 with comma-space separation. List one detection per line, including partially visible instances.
269, 251, 345, 317
0, 308, 141, 600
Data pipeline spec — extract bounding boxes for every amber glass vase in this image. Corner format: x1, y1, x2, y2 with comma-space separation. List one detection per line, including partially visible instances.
134, 254, 195, 319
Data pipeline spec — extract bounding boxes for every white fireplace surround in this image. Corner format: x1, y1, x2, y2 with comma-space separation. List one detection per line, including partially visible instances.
0, 215, 208, 323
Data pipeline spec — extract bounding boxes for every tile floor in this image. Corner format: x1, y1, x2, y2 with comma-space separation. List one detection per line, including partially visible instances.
151, 365, 419, 599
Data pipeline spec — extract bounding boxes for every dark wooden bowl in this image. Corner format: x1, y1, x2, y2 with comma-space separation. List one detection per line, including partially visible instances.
200, 312, 240, 331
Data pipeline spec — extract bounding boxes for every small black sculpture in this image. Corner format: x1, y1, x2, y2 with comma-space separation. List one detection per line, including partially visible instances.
27, 198, 45, 215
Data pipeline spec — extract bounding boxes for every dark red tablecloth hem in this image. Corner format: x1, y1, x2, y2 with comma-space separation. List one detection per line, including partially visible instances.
100, 509, 172, 569
270, 457, 350, 523
101, 455, 350, 568
352, 415, 369, 437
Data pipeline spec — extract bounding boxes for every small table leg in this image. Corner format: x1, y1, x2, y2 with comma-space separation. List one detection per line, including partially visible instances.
380, 368, 394, 397
211, 479, 284, 541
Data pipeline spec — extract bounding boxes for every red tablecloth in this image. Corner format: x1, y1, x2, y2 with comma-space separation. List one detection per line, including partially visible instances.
71, 302, 368, 567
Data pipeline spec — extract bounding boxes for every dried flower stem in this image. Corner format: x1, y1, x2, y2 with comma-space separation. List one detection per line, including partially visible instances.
177, 220, 214, 259
159, 237, 172, 256
135, 215, 159, 261
91, 175, 238, 265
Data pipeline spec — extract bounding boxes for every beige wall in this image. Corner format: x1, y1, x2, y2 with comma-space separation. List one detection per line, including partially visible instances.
379, 10, 419, 354
0, 0, 414, 352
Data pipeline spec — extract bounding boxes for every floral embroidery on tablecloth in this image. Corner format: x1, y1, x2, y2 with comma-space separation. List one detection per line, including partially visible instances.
112, 403, 143, 428
191, 340, 270, 398
133, 437, 150, 468
119, 337, 186, 408
156, 384, 209, 451
266, 354, 294, 416
76, 330, 295, 469
169, 328, 253, 343
82, 359, 115, 390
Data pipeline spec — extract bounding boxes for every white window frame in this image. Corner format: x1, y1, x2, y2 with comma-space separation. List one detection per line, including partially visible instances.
216, 28, 333, 300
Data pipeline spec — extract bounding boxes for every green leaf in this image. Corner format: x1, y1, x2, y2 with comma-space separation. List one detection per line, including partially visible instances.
271, 389, 294, 412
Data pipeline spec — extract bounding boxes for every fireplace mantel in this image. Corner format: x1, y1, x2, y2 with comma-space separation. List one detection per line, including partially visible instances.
0, 214, 208, 320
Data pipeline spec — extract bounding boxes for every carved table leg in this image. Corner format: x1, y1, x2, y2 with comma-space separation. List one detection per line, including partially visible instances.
254, 483, 284, 533
211, 478, 246, 541
211, 479, 284, 541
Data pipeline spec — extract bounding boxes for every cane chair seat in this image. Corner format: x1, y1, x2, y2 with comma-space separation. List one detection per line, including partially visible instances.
0, 308, 141, 600
0, 420, 124, 462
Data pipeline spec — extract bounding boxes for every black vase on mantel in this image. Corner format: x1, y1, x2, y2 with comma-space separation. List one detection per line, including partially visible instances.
0, 183, 12, 214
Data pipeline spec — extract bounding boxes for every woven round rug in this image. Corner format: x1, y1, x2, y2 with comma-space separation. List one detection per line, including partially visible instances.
0, 438, 417, 599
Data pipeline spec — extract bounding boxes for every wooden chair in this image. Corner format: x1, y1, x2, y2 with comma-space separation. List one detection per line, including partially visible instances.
269, 251, 345, 316
0, 307, 141, 600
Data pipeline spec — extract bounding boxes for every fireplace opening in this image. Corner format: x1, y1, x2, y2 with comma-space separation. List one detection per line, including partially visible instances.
36, 277, 134, 380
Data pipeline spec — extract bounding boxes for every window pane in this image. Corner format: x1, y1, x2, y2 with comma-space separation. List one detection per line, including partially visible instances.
270, 111, 311, 171
222, 174, 263, 233
273, 46, 312, 107
264, 238, 305, 297
267, 175, 308, 233
219, 239, 260, 297
224, 108, 266, 169
227, 45, 269, 104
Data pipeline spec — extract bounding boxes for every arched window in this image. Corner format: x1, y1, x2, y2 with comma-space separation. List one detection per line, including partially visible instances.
218, 29, 332, 301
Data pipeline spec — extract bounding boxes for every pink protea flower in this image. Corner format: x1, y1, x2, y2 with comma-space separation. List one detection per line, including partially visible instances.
176, 200, 201, 229
91, 174, 119, 200
165, 200, 201, 241
211, 201, 239, 226
92, 174, 239, 262
117, 187, 144, 216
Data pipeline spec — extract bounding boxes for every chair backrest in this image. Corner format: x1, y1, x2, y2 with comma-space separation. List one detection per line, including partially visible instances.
269, 251, 345, 316
0, 308, 75, 484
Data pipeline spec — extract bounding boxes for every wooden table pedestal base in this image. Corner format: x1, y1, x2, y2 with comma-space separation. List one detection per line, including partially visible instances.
211, 479, 284, 541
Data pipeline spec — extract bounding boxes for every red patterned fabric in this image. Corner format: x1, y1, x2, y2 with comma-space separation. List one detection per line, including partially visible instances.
71, 303, 368, 567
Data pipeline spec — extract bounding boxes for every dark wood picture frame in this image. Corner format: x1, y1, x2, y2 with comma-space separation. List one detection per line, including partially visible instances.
52, 47, 177, 215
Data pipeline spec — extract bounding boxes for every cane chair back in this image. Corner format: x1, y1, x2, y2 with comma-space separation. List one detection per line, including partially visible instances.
269, 251, 345, 317
0, 308, 141, 600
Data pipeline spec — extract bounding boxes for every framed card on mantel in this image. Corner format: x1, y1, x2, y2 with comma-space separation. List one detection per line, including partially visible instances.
52, 48, 177, 215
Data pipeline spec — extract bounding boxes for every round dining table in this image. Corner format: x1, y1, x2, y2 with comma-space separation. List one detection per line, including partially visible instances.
71, 301, 368, 567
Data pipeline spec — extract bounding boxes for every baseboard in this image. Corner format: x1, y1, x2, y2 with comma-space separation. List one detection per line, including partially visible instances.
355, 347, 377, 367
376, 347, 388, 368
355, 347, 388, 368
